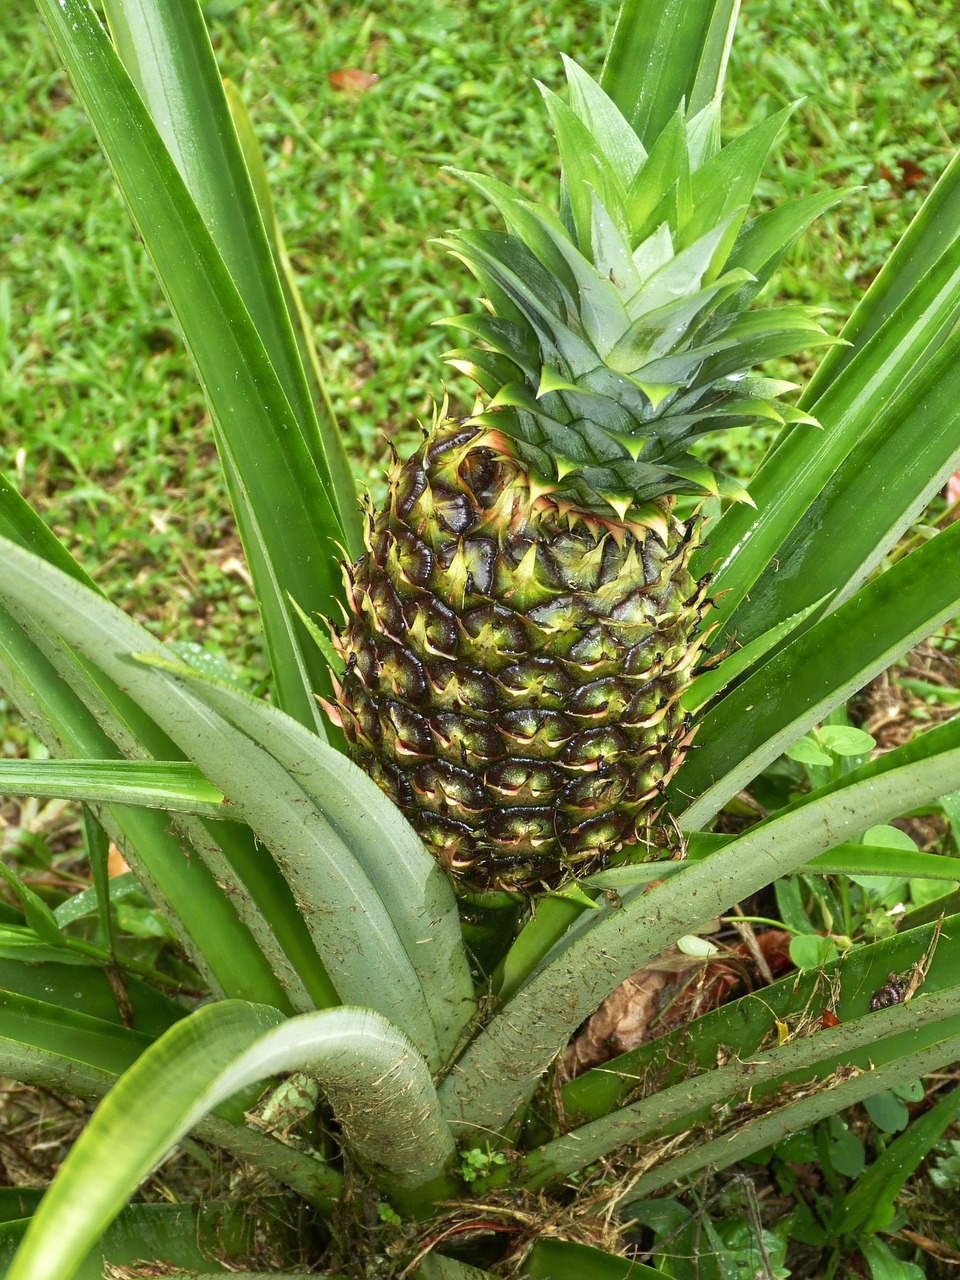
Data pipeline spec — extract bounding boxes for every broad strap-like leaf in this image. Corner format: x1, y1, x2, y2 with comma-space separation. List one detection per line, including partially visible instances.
0, 526, 325, 1011
0, 989, 153, 1097
492, 835, 960, 1005
805, 145, 960, 401
623, 1026, 960, 1202
0, 1202, 263, 1280
700, 164, 960, 642
5, 1002, 452, 1280
134, 652, 477, 1059
557, 912, 960, 1126
0, 599, 293, 1008
102, 0, 359, 549
601, 0, 740, 144
518, 985, 960, 1190
0, 538, 444, 1065
523, 1238, 665, 1279
35, 0, 348, 730
718, 320, 960, 647
674, 519, 960, 830
223, 77, 357, 538
681, 596, 827, 712
0, 955, 182, 1036
0, 759, 226, 817
439, 714, 960, 1136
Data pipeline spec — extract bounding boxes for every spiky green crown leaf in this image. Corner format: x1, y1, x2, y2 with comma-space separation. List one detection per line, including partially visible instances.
441, 56, 842, 520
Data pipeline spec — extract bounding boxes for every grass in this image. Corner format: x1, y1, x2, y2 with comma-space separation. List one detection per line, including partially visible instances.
3, 1, 960, 1274
4, 0, 959, 650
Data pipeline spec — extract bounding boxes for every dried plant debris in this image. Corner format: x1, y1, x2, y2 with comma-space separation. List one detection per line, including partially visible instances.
562, 930, 793, 1079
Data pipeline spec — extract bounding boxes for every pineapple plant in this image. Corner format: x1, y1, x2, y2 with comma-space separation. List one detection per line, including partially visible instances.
7, 2, 960, 1276
329, 58, 832, 892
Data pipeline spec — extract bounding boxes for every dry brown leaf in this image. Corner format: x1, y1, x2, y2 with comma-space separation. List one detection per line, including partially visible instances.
562, 968, 671, 1078
562, 931, 793, 1080
107, 843, 131, 878
328, 69, 380, 93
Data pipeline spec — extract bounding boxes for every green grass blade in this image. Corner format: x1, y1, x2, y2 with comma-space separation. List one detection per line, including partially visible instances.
136, 653, 477, 1058
4, 1001, 453, 1280
602, 0, 739, 142
0, 759, 226, 817
675, 519, 960, 829
34, 0, 346, 730
0, 539, 440, 1061
438, 717, 960, 1135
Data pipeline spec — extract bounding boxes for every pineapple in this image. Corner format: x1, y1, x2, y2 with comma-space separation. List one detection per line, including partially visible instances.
327, 59, 830, 893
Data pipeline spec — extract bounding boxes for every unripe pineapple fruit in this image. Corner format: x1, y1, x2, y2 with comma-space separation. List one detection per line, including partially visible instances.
328, 59, 832, 892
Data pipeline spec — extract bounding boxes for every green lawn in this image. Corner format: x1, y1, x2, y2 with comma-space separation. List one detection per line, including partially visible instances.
4, 0, 959, 663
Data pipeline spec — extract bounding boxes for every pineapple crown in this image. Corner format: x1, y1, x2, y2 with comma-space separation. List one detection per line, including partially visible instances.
440, 57, 840, 524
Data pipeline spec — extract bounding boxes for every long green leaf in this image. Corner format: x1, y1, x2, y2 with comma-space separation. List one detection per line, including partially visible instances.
0, 604, 291, 1007
835, 1085, 960, 1237
518, 985, 960, 1189
439, 715, 960, 1136
805, 146, 960, 401
675, 519, 960, 830
6, 1002, 452, 1280
0, 539, 441, 1064
105, 0, 360, 560
698, 213, 960, 642
35, 0, 346, 730
621, 1027, 960, 1201
0, 217, 335, 1013
681, 596, 827, 712
136, 652, 477, 1059
601, 0, 739, 142
222, 77, 357, 546
103, 2, 318, 480
557, 912, 960, 1126
687, 831, 960, 882
523, 1238, 663, 1279
0, 1202, 260, 1280
0, 957, 183, 1036
720, 323, 960, 647
0, 583, 325, 1012
0, 989, 154, 1092
0, 759, 226, 817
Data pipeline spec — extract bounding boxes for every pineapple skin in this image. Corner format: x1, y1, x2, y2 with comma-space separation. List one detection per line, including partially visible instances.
331, 417, 711, 892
